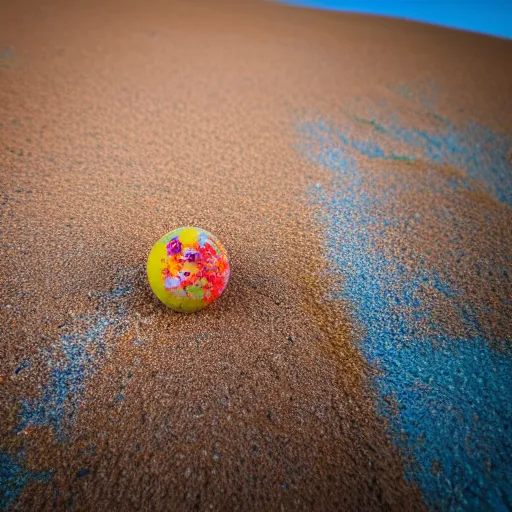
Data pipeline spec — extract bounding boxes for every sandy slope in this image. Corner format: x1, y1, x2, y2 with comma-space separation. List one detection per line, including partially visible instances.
1, 0, 511, 510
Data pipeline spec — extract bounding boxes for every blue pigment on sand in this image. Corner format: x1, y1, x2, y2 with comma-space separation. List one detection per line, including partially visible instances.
0, 451, 52, 510
13, 360, 30, 375
298, 88, 512, 509
384, 118, 511, 206
16, 273, 133, 440
390, 83, 510, 205
5, 271, 135, 507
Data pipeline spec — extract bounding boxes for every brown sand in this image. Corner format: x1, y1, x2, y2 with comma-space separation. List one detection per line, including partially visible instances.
1, 0, 511, 510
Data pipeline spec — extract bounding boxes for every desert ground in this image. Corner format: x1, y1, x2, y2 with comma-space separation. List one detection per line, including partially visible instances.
1, 0, 511, 510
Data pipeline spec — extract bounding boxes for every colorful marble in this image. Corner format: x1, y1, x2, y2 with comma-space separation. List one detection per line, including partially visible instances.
146, 227, 230, 312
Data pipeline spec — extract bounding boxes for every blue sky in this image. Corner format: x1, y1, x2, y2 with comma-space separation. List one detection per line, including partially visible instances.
275, 0, 512, 39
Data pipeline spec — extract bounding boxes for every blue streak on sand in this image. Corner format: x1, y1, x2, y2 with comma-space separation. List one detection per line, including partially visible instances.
385, 116, 511, 206
14, 360, 31, 375
298, 104, 512, 509
0, 451, 52, 510
16, 276, 132, 440
390, 83, 511, 206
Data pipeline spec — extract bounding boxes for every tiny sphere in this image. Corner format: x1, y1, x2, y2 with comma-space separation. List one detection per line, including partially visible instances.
147, 227, 230, 312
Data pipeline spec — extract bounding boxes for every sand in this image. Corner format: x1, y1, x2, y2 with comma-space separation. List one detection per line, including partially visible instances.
1, 0, 511, 510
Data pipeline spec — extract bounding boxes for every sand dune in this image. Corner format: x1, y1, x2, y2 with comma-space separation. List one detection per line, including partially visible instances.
1, 1, 511, 509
